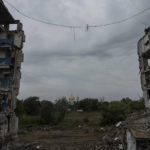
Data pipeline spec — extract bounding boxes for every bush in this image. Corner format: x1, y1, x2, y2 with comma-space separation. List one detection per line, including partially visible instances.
83, 118, 89, 123
23, 97, 41, 116
40, 100, 54, 124
54, 97, 69, 124
75, 98, 99, 111
100, 102, 126, 126
19, 115, 40, 127
16, 96, 145, 128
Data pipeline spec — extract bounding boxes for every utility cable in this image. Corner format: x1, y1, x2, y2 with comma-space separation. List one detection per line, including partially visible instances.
3, 0, 83, 29
89, 7, 150, 28
73, 27, 76, 41
3, 0, 150, 29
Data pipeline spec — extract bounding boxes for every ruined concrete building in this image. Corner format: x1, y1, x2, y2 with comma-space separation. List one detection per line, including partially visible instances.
138, 27, 150, 108
123, 27, 150, 150
0, 0, 25, 149
125, 111, 150, 150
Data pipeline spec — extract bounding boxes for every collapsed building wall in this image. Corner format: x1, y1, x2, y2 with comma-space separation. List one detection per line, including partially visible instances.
0, 0, 25, 149
138, 27, 150, 108
125, 111, 150, 150
124, 27, 150, 150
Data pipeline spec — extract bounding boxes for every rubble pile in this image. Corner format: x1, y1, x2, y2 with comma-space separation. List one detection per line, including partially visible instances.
96, 124, 125, 150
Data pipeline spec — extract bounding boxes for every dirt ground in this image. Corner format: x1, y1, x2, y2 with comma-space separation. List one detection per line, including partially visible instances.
17, 126, 102, 150
9, 126, 123, 150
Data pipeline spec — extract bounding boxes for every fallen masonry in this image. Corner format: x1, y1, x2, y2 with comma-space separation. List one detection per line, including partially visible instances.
125, 111, 150, 150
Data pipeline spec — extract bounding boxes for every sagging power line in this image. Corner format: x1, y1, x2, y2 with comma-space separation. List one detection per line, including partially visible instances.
3, 0, 83, 29
3, 0, 150, 30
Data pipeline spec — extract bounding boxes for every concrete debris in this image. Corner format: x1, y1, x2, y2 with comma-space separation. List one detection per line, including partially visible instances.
116, 121, 122, 128
100, 127, 105, 131
114, 137, 119, 141
119, 144, 123, 149
78, 125, 81, 128
36, 146, 40, 149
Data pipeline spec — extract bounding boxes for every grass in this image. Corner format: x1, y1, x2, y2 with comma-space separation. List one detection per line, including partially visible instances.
18, 112, 102, 128
19, 115, 40, 128
60, 111, 102, 127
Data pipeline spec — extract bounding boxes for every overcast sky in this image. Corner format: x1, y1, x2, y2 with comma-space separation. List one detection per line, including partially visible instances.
4, 0, 150, 101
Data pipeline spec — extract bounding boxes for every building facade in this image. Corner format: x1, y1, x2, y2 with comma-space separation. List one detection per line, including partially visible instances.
125, 27, 150, 150
0, 1, 25, 149
138, 27, 150, 108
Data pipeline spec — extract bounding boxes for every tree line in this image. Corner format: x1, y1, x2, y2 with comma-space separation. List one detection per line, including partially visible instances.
16, 96, 145, 127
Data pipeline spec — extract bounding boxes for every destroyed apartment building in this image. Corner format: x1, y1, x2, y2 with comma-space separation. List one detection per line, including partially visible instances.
0, 0, 25, 149
123, 27, 150, 150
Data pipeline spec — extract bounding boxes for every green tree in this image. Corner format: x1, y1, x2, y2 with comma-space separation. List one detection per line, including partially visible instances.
54, 97, 69, 123
121, 97, 145, 114
77, 98, 99, 111
100, 101, 126, 126
40, 100, 54, 124
23, 96, 41, 116
98, 101, 109, 112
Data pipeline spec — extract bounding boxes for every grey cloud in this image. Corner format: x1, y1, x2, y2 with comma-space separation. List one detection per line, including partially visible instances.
6, 0, 148, 100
